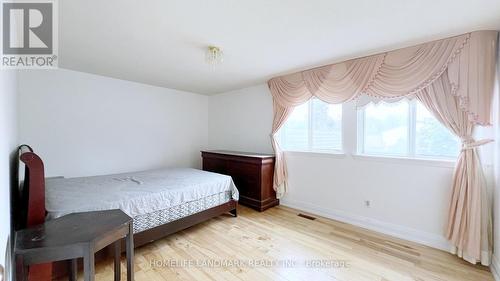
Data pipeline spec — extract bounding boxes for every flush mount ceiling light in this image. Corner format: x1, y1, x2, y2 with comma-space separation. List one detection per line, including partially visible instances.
205, 46, 223, 65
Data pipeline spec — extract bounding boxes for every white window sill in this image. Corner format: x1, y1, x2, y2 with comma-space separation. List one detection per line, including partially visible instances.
281, 151, 456, 168
283, 150, 347, 159
352, 154, 456, 168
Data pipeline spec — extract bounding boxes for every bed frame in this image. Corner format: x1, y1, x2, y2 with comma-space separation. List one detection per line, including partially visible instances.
15, 145, 238, 280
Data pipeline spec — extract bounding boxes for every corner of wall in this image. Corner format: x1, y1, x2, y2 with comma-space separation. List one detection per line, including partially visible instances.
491, 41, 500, 281
0, 70, 18, 281
491, 254, 500, 281
2, 237, 12, 281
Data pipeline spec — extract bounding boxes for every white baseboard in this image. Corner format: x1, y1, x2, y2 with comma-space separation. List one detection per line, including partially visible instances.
491, 255, 500, 281
280, 198, 451, 252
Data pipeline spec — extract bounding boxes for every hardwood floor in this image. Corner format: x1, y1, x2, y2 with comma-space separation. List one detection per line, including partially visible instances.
89, 206, 493, 281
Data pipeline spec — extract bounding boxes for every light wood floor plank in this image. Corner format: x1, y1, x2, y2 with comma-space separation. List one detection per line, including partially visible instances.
68, 206, 493, 281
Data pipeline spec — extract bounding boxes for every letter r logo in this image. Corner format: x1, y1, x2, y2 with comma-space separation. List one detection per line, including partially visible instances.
2, 2, 53, 54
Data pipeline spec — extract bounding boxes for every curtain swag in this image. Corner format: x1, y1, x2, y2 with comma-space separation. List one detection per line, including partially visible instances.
267, 30, 498, 265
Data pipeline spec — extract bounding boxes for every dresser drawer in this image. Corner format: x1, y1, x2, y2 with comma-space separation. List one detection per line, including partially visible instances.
202, 157, 226, 174
225, 162, 260, 179
226, 162, 260, 198
234, 177, 261, 199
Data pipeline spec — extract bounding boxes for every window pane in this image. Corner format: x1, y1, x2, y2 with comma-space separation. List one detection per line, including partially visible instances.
278, 99, 342, 152
363, 101, 409, 156
415, 102, 460, 158
311, 99, 342, 150
279, 102, 309, 151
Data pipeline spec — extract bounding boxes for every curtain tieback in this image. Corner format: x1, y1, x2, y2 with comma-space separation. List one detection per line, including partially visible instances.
461, 138, 494, 150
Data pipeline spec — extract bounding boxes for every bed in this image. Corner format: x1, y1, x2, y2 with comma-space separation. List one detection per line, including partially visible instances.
45, 168, 239, 234
14, 145, 239, 279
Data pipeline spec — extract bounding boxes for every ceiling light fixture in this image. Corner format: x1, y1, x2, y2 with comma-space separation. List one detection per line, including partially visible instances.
205, 46, 223, 66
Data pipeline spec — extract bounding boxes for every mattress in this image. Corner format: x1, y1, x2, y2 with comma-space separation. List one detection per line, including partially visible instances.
133, 190, 232, 233
45, 168, 239, 232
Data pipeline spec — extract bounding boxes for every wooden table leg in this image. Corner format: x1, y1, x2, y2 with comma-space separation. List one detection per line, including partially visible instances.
83, 246, 95, 281
15, 255, 27, 281
69, 259, 78, 281
126, 223, 134, 281
114, 240, 121, 281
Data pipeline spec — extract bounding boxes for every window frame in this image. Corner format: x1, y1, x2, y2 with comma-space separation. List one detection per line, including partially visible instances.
279, 98, 343, 154
357, 99, 458, 160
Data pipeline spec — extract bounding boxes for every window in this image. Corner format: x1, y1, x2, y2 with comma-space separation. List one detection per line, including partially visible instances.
279, 98, 342, 152
358, 99, 460, 158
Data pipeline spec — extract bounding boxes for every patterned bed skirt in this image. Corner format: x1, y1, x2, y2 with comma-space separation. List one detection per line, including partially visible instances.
132, 190, 233, 233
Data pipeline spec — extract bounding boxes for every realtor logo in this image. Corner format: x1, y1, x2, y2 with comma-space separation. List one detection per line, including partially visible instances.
1, 0, 58, 68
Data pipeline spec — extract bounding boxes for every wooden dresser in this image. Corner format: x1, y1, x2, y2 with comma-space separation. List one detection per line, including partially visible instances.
201, 150, 279, 211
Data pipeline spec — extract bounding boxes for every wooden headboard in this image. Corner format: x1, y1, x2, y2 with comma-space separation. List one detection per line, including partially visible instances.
15, 145, 46, 230
15, 145, 52, 281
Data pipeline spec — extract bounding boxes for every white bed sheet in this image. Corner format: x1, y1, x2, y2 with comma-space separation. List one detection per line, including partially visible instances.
45, 168, 239, 219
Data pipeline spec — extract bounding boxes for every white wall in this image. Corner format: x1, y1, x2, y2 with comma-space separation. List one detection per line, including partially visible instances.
18, 69, 208, 177
0, 70, 18, 280
207, 83, 491, 251
208, 84, 274, 154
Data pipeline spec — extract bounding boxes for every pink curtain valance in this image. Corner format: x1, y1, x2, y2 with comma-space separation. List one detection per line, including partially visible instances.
269, 30, 497, 125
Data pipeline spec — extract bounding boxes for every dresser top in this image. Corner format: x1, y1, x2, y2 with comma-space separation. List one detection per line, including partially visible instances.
201, 150, 275, 159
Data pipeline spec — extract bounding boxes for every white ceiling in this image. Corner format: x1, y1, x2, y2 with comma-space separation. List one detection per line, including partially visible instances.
59, 0, 500, 95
